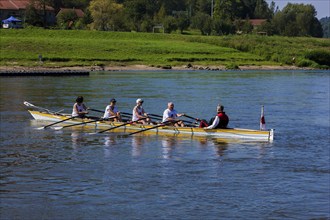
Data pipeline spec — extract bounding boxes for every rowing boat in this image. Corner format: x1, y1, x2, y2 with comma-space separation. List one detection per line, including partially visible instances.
26, 107, 274, 142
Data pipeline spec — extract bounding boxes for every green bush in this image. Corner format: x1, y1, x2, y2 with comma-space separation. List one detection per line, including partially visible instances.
296, 58, 314, 67
225, 63, 239, 70
305, 50, 330, 67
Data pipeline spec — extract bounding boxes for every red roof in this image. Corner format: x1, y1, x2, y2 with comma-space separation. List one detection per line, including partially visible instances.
57, 8, 85, 18
0, 0, 54, 11
249, 19, 267, 26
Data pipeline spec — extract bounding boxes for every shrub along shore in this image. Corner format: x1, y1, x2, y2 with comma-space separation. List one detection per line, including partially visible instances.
1, 29, 329, 72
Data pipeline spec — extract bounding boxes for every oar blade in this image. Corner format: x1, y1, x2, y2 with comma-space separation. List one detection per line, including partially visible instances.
36, 125, 59, 130
24, 101, 34, 107
52, 126, 64, 130
88, 132, 98, 135
36, 126, 46, 130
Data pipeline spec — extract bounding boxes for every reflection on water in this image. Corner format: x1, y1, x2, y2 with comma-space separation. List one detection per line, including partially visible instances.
103, 136, 118, 158
212, 139, 229, 157
104, 135, 117, 147
71, 131, 82, 149
161, 136, 178, 159
131, 136, 145, 157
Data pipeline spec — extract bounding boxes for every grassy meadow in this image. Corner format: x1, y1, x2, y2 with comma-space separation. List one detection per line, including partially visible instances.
0, 29, 329, 69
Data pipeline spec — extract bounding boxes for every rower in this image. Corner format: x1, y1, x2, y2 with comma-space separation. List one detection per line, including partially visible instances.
204, 104, 229, 129
132, 98, 153, 124
72, 96, 88, 118
162, 102, 185, 127
103, 98, 122, 122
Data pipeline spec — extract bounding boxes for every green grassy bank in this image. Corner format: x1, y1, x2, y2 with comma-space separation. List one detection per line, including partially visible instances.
1, 29, 329, 69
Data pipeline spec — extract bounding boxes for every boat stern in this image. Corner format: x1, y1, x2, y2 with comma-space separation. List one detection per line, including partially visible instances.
269, 129, 274, 142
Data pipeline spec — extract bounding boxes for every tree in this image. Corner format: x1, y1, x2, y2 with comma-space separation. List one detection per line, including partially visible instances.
25, 4, 44, 27
269, 1, 277, 18
320, 17, 330, 38
272, 3, 323, 37
163, 16, 177, 33
195, 0, 212, 15
158, 0, 187, 15
154, 4, 166, 24
124, 0, 149, 31
56, 9, 78, 29
175, 11, 190, 33
214, 0, 235, 21
211, 0, 239, 35
61, 0, 90, 9
191, 12, 212, 35
25, 0, 54, 28
89, 0, 124, 31
81, 9, 93, 28
213, 18, 235, 35
254, 0, 271, 19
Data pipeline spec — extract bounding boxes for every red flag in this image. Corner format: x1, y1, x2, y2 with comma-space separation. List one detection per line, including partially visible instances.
260, 105, 266, 130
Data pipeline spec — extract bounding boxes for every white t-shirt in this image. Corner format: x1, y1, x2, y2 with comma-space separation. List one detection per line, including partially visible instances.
72, 103, 86, 117
103, 105, 118, 119
162, 109, 178, 122
132, 106, 144, 121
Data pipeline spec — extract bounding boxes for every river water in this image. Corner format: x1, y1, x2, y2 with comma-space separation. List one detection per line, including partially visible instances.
0, 70, 329, 219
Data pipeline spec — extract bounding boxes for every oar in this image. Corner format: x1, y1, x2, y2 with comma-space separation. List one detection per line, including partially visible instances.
149, 113, 191, 123
127, 121, 172, 136
94, 117, 147, 134
53, 116, 117, 130
121, 112, 132, 116
148, 113, 191, 124
88, 108, 104, 113
147, 113, 162, 119
182, 114, 201, 121
37, 116, 77, 130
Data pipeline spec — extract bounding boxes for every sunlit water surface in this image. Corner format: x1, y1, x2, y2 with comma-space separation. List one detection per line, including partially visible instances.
1, 70, 329, 219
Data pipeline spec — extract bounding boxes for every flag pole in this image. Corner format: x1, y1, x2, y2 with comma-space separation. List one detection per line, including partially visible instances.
260, 105, 266, 131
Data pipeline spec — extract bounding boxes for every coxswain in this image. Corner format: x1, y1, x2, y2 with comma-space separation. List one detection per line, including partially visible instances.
204, 105, 229, 129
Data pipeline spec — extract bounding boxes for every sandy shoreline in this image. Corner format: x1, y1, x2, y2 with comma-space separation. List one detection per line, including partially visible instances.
0, 64, 311, 72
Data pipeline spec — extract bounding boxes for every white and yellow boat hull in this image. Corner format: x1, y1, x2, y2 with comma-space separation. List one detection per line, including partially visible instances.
28, 110, 274, 142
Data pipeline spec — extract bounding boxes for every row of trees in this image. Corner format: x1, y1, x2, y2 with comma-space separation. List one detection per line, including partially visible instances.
26, 0, 326, 38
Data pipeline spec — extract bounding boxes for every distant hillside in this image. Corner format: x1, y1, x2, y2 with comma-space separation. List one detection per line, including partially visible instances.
320, 17, 330, 38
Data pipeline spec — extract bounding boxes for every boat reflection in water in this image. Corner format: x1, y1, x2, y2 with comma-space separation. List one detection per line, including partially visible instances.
30, 117, 269, 160
161, 136, 179, 159
131, 136, 145, 157
211, 139, 229, 157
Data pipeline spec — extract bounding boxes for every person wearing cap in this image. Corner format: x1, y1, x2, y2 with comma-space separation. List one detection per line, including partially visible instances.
204, 105, 229, 129
132, 98, 150, 124
103, 98, 122, 122
72, 96, 88, 117
162, 102, 185, 127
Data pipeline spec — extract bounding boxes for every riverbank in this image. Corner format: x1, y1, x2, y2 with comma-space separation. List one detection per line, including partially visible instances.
0, 64, 310, 75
